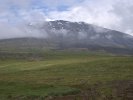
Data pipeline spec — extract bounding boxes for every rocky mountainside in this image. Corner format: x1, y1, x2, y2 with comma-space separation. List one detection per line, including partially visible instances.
0, 20, 133, 54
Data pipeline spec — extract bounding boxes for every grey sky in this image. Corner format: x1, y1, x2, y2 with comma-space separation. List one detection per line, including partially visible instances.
0, 0, 133, 39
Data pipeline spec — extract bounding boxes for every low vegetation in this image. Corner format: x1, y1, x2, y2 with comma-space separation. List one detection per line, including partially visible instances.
0, 50, 133, 100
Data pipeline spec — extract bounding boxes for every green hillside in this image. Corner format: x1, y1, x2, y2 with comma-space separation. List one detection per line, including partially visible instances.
0, 51, 133, 100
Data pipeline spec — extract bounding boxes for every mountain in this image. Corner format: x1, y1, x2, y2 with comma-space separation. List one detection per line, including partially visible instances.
0, 20, 133, 54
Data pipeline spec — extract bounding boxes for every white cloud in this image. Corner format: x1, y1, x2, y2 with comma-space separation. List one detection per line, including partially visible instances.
19, 9, 48, 22
0, 0, 133, 39
42, 0, 80, 8
47, 0, 133, 35
0, 0, 32, 8
0, 22, 25, 39
48, 6, 121, 28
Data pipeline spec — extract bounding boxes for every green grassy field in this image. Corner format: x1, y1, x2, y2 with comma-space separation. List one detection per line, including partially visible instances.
0, 51, 133, 100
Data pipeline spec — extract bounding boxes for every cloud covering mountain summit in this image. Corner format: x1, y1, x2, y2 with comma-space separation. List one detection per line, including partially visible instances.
0, 0, 133, 39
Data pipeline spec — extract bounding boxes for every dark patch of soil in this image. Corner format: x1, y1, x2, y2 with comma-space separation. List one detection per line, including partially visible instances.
51, 80, 133, 100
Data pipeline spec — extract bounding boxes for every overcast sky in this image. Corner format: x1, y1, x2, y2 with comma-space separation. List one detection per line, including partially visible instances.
0, 0, 133, 39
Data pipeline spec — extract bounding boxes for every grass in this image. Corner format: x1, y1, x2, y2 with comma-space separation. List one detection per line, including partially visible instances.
0, 50, 133, 99
0, 82, 79, 100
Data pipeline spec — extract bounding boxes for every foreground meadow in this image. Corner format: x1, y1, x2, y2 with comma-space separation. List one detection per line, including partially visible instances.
0, 51, 133, 100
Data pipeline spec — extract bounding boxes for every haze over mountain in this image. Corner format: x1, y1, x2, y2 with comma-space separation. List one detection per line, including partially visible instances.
1, 0, 133, 39
0, 20, 133, 55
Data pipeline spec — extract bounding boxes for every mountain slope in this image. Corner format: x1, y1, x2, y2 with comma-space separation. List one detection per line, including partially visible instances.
27, 20, 133, 48
0, 20, 133, 54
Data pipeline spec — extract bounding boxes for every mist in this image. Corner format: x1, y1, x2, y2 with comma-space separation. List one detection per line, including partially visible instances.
0, 0, 133, 39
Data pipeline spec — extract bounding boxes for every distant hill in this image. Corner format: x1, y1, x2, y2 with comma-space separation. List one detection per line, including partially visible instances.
0, 20, 133, 55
